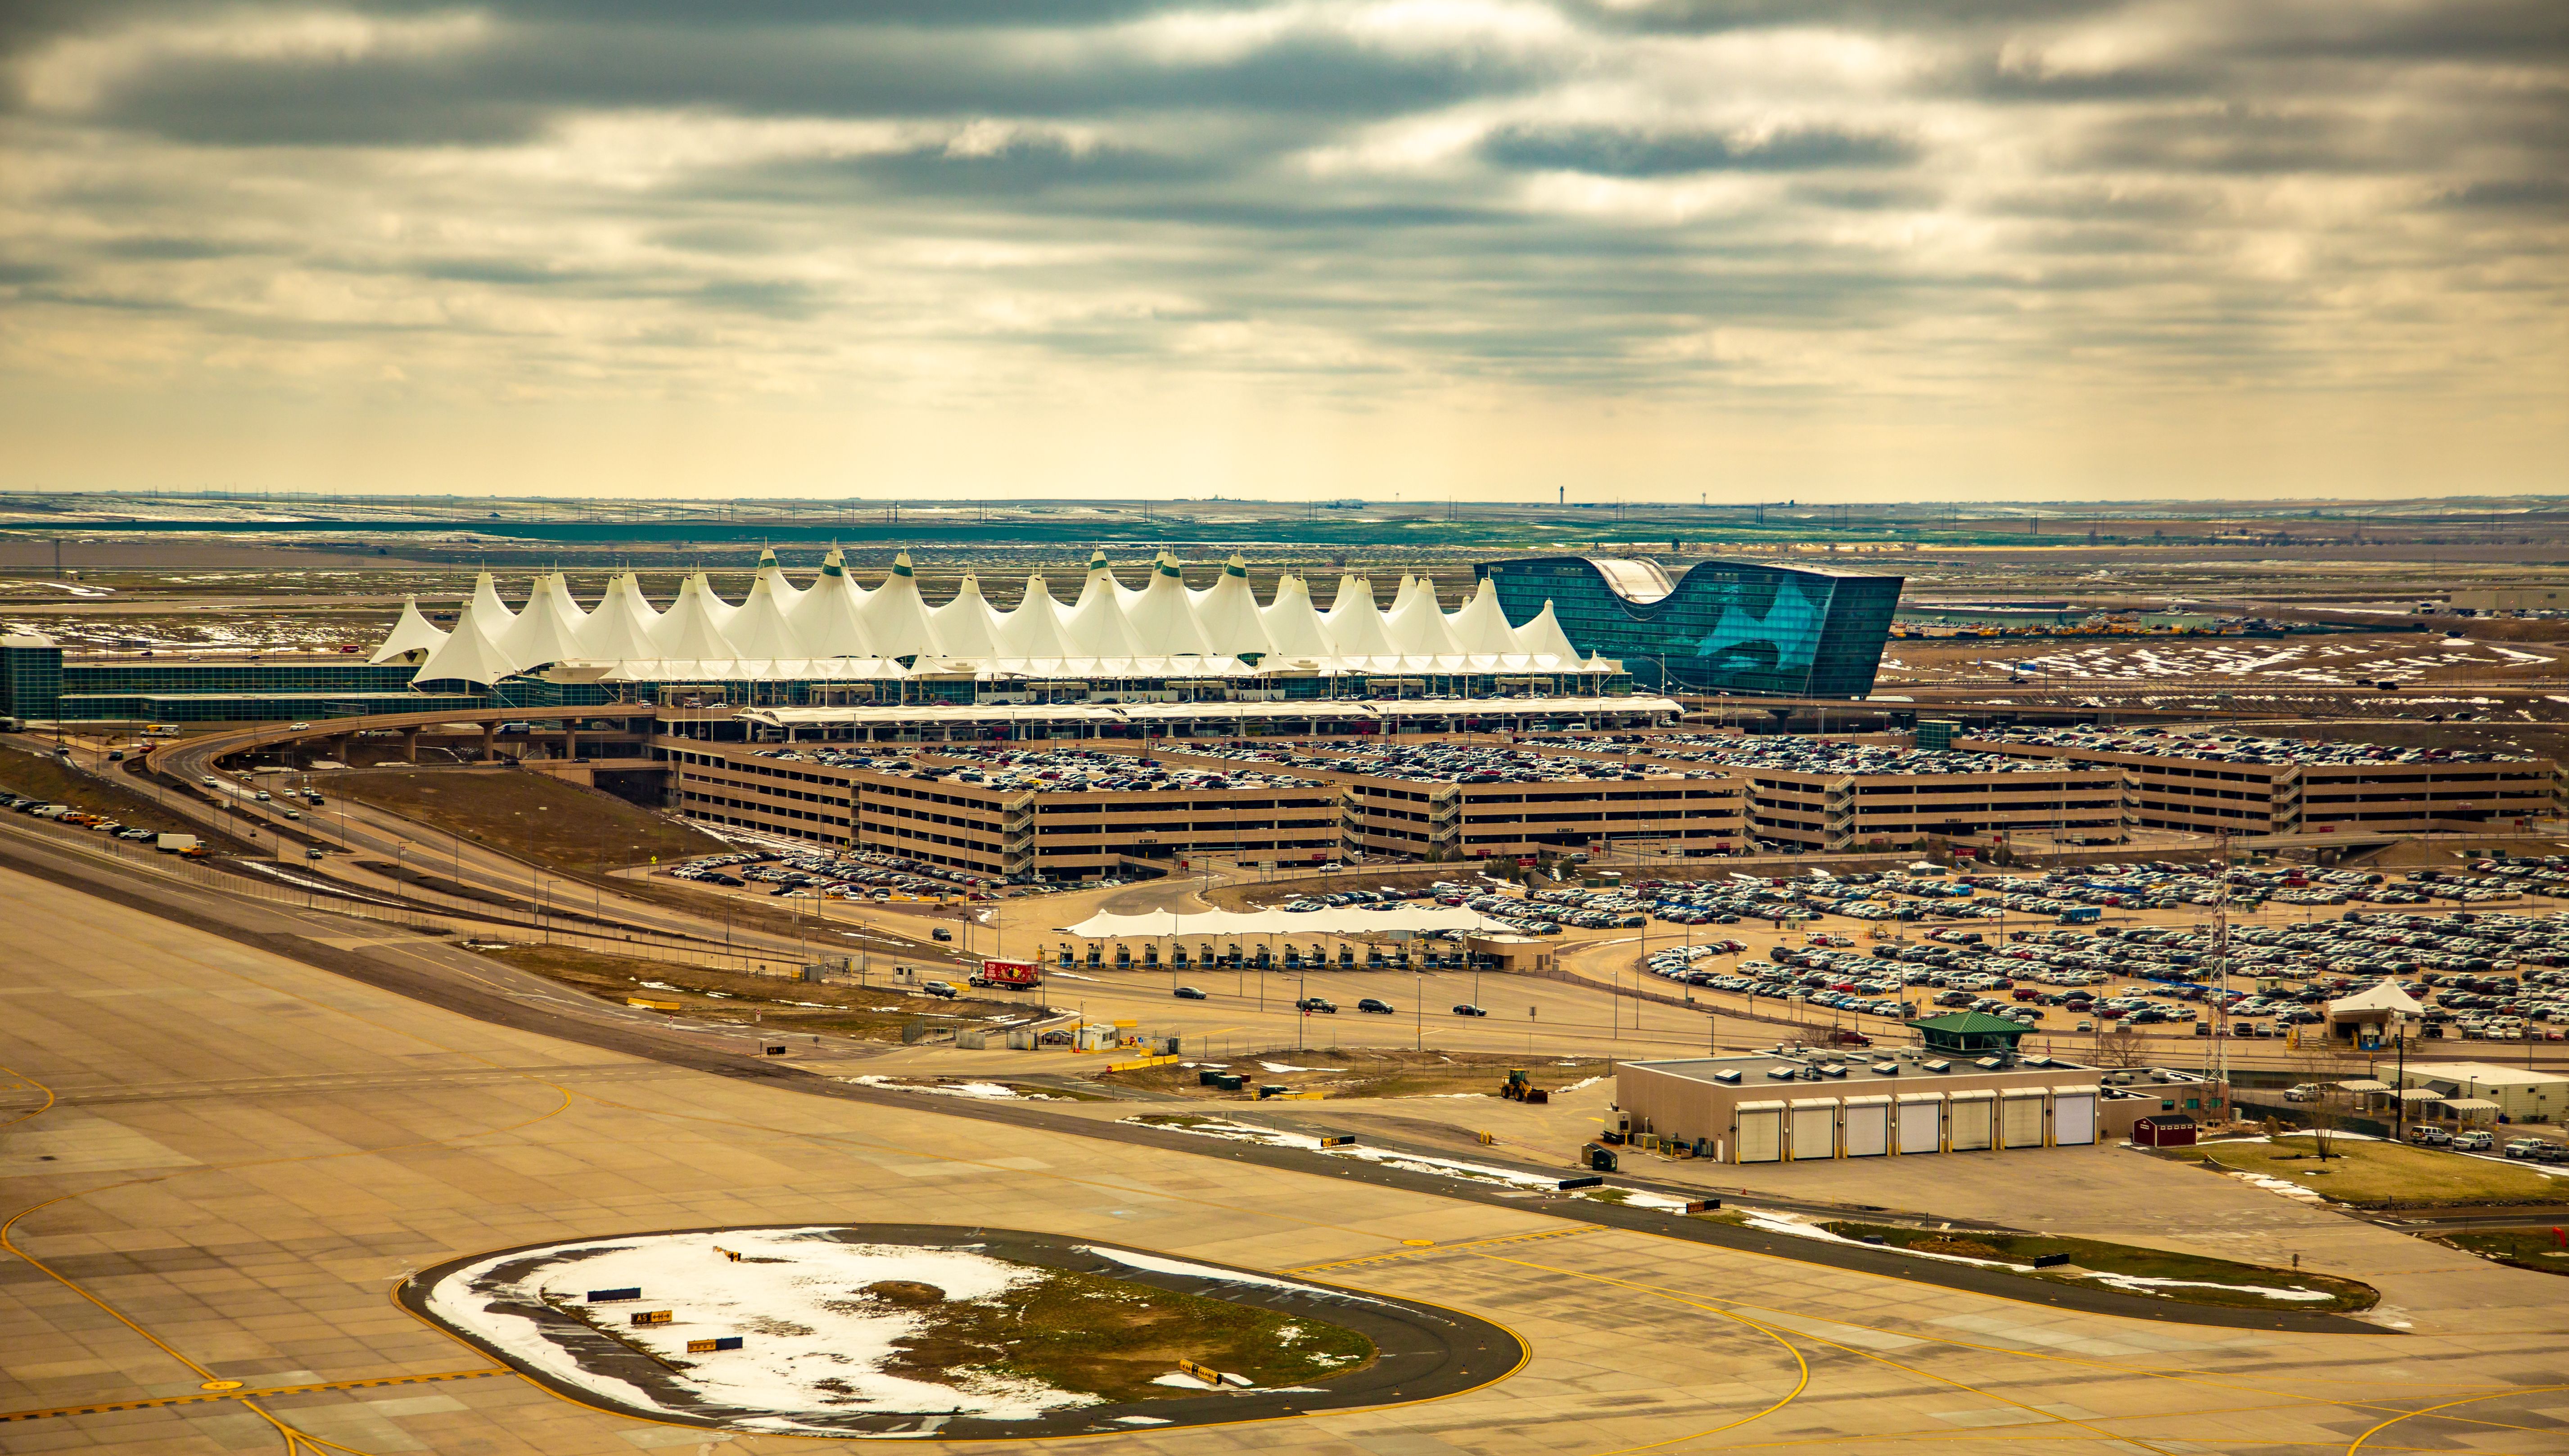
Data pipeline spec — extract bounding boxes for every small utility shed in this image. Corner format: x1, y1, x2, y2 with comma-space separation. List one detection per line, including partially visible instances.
2133, 1114, 2197, 1148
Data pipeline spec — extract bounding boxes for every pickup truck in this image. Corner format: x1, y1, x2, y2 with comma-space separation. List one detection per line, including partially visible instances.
1295, 996, 1337, 1014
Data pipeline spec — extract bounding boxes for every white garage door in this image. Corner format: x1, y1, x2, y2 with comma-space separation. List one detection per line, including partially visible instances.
1896, 1099, 1942, 1154
1737, 1108, 1783, 1163
1791, 1104, 1836, 1161
2053, 1091, 2096, 1146
1950, 1096, 1994, 1151
2002, 1093, 2046, 1148
1843, 1102, 1889, 1158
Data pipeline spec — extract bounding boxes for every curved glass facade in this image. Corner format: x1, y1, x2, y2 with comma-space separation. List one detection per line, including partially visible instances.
1477, 555, 1901, 697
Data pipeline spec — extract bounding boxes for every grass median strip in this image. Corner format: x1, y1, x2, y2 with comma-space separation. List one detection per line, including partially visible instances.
2434, 1229, 2569, 1276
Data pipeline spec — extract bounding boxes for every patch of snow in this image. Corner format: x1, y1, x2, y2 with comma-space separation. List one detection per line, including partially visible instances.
1073, 1245, 1389, 1307
843, 1076, 1048, 1101
1150, 1372, 1216, 1389
2077, 1272, 2335, 1302
423, 1229, 1098, 1433
1257, 1061, 1343, 1073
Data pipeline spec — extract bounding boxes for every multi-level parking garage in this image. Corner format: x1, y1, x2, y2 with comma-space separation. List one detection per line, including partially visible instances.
1535, 733, 2125, 853
1969, 726, 2558, 836
1136, 740, 1749, 861
671, 741, 1345, 877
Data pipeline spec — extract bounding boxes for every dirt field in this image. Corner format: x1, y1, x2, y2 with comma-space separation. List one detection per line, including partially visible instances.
469, 942, 1028, 1043
333, 767, 726, 873
1101, 1047, 1608, 1100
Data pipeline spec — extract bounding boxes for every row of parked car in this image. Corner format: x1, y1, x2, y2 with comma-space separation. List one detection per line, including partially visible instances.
1, 791, 161, 842
669, 848, 1011, 903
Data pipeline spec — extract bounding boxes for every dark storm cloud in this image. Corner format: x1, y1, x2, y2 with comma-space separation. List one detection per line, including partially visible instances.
54, 24, 1550, 148
1483, 124, 1915, 176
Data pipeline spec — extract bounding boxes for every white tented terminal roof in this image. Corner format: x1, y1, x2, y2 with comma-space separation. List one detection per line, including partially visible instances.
383, 552, 1620, 684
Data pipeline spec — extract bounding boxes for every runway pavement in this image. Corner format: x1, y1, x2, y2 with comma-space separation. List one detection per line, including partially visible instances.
9, 841, 2569, 1452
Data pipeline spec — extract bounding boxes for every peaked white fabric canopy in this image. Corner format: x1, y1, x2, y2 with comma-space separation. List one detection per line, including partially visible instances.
367, 596, 449, 664
411, 601, 519, 685
385, 551, 1616, 685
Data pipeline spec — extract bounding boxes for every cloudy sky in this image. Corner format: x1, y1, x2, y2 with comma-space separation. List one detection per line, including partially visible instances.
3, 0, 2562, 502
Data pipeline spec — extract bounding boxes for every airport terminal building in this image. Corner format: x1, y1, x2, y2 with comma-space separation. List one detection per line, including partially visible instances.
1477, 556, 1901, 697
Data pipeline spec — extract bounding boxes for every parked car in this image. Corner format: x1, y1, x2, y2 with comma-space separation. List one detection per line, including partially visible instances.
1452, 1003, 1487, 1017
2452, 1129, 2494, 1151
2408, 1125, 2452, 1147
1357, 997, 1394, 1014
1294, 996, 1337, 1014
1172, 986, 1207, 1000
2285, 1083, 2320, 1103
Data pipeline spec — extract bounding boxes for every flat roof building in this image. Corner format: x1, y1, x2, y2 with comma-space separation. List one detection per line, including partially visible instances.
1616, 1050, 2101, 1164
2393, 1062, 2567, 1124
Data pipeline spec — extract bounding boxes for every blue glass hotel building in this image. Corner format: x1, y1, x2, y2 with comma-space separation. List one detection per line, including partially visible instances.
1477, 556, 1901, 697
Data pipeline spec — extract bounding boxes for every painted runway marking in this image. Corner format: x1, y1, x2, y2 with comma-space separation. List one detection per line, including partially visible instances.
0, 1369, 511, 1424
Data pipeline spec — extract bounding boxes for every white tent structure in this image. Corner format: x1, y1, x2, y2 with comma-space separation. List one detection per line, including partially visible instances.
411, 602, 519, 686
1449, 579, 1521, 655
1123, 558, 1210, 658
577, 572, 664, 662
468, 572, 518, 632
1516, 602, 1580, 663
1321, 575, 1396, 658
1063, 905, 1510, 939
993, 574, 1075, 663
726, 563, 803, 661
788, 550, 873, 658
651, 575, 742, 661
494, 574, 587, 670
1061, 559, 1147, 660
368, 596, 449, 664
1383, 576, 1466, 657
858, 552, 944, 659
1192, 555, 1274, 659
929, 575, 1003, 659
379, 550, 1619, 685
1260, 572, 1335, 658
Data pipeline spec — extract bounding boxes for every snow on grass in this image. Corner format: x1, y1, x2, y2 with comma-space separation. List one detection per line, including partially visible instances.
2078, 1272, 2335, 1302
1257, 1061, 1343, 1073
1129, 1114, 1323, 1149
1125, 1115, 1571, 1193
425, 1228, 1098, 1433
1740, 1209, 2339, 1302
1074, 1245, 1389, 1308
842, 1075, 1053, 1100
